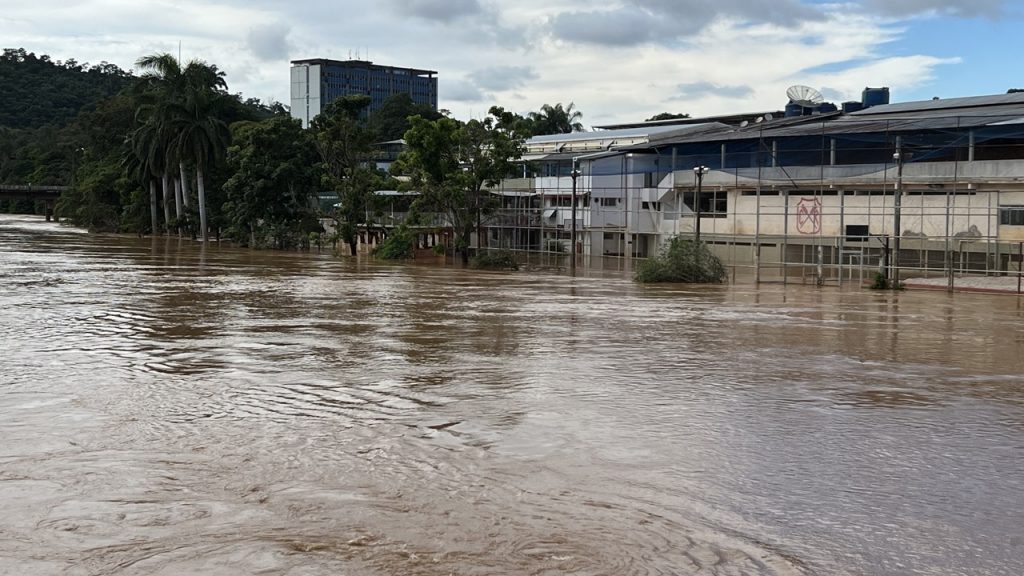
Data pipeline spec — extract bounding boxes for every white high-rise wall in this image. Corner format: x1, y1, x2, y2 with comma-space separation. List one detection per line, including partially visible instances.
290, 64, 321, 128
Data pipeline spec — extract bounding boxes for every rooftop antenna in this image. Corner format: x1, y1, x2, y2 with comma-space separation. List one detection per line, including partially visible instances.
786, 84, 825, 107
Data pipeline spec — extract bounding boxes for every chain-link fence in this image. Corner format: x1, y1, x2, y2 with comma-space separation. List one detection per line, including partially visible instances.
479, 115, 1024, 290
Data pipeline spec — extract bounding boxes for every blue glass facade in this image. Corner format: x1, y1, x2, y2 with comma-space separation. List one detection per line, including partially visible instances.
291, 58, 437, 119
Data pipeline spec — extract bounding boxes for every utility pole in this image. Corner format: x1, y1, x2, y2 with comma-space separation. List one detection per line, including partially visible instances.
570, 158, 581, 275
892, 145, 907, 284
693, 166, 709, 242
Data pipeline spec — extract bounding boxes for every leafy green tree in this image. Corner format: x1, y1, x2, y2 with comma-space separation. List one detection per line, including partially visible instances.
634, 237, 726, 284
367, 93, 443, 142
55, 152, 131, 231
1, 48, 294, 233
488, 106, 536, 139
646, 112, 691, 121
224, 116, 319, 248
396, 113, 523, 264
311, 95, 381, 256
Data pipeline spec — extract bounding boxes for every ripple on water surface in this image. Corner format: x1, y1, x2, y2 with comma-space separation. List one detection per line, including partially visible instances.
2, 216, 1024, 575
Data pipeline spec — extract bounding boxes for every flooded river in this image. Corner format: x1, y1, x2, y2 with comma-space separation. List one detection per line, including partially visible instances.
1, 214, 1023, 575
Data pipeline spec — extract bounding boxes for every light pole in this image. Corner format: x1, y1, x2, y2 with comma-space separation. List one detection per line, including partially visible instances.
892, 148, 906, 284
693, 165, 709, 242
570, 159, 581, 275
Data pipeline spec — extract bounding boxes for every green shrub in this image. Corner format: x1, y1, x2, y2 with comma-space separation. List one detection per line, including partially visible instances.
635, 236, 727, 284
870, 272, 889, 290
373, 225, 415, 260
471, 249, 519, 271
432, 243, 447, 256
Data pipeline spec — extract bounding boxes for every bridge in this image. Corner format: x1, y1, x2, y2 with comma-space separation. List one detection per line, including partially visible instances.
0, 185, 71, 221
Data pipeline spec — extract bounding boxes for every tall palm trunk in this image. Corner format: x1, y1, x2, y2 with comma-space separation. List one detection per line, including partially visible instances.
161, 172, 171, 233
174, 177, 183, 220
179, 163, 191, 209
149, 180, 158, 235
196, 162, 208, 242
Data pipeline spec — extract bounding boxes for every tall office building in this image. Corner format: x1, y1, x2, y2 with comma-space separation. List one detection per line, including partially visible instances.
290, 58, 438, 128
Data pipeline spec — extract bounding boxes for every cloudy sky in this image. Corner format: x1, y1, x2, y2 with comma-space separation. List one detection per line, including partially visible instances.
3, 0, 1022, 126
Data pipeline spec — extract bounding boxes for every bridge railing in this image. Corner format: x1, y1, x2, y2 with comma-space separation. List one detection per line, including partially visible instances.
0, 184, 71, 192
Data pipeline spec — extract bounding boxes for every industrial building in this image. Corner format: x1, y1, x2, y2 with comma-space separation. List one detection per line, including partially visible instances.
483, 89, 1024, 284
290, 58, 437, 128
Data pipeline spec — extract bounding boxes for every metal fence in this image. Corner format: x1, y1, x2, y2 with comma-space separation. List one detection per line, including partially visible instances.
478, 115, 1024, 290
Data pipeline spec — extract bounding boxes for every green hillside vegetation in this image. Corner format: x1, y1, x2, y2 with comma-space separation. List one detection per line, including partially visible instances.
2, 48, 585, 256
0, 48, 133, 130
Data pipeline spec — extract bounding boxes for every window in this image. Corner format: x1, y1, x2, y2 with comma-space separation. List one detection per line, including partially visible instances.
1000, 206, 1024, 226
682, 191, 728, 218
641, 201, 662, 211
598, 197, 618, 207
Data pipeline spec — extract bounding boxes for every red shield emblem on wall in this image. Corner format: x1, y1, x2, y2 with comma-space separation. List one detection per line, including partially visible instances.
796, 197, 822, 235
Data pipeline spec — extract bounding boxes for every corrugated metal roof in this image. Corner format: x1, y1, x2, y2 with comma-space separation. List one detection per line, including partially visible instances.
850, 93, 1024, 116
989, 117, 1024, 126
619, 109, 1024, 150
526, 123, 725, 145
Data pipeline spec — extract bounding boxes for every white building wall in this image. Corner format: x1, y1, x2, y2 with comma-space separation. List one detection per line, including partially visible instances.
290, 64, 321, 128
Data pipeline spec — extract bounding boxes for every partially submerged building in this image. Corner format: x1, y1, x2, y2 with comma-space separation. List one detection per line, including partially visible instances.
485, 91, 1024, 282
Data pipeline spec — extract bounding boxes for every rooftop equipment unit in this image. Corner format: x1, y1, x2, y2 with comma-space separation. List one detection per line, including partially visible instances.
842, 100, 864, 113
862, 87, 890, 108
784, 102, 806, 117
785, 85, 825, 117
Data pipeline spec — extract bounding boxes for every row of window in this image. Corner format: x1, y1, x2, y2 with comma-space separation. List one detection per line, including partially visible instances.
1000, 206, 1024, 226
503, 199, 1024, 226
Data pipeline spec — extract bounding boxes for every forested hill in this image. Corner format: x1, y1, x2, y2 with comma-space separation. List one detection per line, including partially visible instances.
0, 48, 134, 130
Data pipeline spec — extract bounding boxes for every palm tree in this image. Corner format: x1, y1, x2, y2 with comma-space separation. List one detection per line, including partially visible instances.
126, 121, 167, 233
172, 86, 230, 242
528, 102, 584, 135
135, 53, 229, 241
121, 135, 159, 234
134, 54, 183, 232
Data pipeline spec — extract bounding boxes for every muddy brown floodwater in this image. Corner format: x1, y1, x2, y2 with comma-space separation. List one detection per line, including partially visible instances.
1, 214, 1023, 576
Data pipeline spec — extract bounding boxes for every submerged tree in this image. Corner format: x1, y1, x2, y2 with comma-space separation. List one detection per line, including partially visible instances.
134, 52, 231, 241
634, 236, 727, 284
311, 95, 380, 256
224, 116, 319, 248
396, 112, 523, 264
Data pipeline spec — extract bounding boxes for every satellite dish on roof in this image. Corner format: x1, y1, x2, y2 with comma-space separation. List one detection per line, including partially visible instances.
764, 113, 774, 121
739, 120, 749, 128
786, 85, 825, 107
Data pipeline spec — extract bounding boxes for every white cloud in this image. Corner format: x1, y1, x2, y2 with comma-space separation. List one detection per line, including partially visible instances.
0, 1, 997, 125
247, 23, 291, 62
